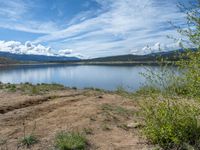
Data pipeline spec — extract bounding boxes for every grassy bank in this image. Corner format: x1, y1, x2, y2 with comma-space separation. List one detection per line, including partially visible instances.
0, 82, 66, 95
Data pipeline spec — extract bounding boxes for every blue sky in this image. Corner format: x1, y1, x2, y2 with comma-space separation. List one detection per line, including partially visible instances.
0, 0, 190, 58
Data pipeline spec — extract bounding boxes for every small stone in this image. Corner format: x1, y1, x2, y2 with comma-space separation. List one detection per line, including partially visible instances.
98, 95, 103, 99
127, 122, 141, 128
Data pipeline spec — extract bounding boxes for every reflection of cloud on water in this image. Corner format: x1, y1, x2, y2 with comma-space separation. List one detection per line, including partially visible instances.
0, 65, 169, 91
0, 67, 52, 83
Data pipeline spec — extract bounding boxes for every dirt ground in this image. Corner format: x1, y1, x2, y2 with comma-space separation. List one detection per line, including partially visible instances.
0, 87, 152, 150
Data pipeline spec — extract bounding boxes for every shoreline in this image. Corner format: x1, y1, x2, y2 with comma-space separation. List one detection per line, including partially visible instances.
0, 60, 174, 67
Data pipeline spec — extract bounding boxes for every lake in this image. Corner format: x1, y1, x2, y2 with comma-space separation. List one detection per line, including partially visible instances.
0, 64, 173, 91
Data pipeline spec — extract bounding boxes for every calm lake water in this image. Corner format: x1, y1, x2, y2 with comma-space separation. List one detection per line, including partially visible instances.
0, 64, 174, 91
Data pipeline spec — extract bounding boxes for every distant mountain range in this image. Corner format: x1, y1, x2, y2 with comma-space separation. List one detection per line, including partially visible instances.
0, 51, 80, 62
0, 49, 196, 64
86, 49, 191, 62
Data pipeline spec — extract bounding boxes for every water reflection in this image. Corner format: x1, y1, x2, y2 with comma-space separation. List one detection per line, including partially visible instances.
0, 64, 173, 91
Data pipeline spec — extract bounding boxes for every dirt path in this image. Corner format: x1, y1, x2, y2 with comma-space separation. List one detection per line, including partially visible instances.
0, 89, 151, 150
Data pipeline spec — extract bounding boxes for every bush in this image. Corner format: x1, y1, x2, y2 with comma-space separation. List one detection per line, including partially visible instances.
174, 0, 200, 97
138, 1, 200, 149
176, 50, 200, 97
141, 99, 200, 149
141, 0, 200, 98
19, 83, 65, 95
55, 131, 87, 150
21, 135, 38, 148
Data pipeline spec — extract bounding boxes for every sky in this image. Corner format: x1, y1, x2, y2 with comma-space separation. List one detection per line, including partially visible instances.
0, 0, 191, 59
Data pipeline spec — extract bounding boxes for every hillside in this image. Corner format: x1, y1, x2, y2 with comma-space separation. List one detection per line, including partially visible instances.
0, 57, 19, 64
0, 49, 195, 64
86, 50, 186, 62
0, 52, 80, 62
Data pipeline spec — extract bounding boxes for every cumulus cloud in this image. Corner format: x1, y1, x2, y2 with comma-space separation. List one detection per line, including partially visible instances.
0, 40, 55, 56
0, 40, 51, 56
0, 40, 92, 59
0, 39, 188, 59
131, 39, 186, 55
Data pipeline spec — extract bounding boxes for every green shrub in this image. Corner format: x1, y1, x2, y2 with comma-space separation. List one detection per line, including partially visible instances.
174, 0, 200, 98
55, 131, 87, 150
141, 99, 200, 149
140, 0, 200, 98
138, 1, 200, 149
19, 83, 65, 95
135, 86, 161, 96
21, 135, 38, 148
176, 50, 200, 97
9, 84, 16, 92
115, 86, 136, 98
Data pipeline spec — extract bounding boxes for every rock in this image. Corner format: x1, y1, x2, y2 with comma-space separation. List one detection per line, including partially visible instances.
98, 95, 103, 99
127, 122, 141, 128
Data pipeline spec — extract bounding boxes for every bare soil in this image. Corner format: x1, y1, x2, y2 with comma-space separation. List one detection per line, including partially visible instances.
0, 87, 152, 150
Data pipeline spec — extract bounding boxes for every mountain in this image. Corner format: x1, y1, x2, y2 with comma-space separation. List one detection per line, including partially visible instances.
0, 49, 196, 64
0, 51, 80, 62
0, 57, 19, 64
86, 49, 193, 62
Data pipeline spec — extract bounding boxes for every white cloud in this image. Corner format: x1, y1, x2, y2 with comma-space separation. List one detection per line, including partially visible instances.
0, 40, 94, 59
0, 21, 59, 34
0, 40, 92, 59
0, 0, 59, 34
0, 0, 27, 19
131, 39, 185, 55
0, 40, 54, 56
0, 38, 189, 59
33, 0, 186, 58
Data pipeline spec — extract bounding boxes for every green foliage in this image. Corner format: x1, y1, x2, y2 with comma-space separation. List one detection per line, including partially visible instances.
19, 83, 65, 95
135, 86, 161, 96
21, 135, 38, 148
19, 121, 38, 148
140, 49, 200, 149
0, 82, 66, 94
140, 52, 200, 99
140, 1, 200, 149
140, 63, 183, 97
140, 0, 200, 98
4, 84, 17, 92
141, 99, 200, 149
0, 138, 8, 150
55, 131, 87, 150
115, 86, 136, 98
177, 0, 200, 47
175, 0, 200, 97
175, 50, 200, 97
